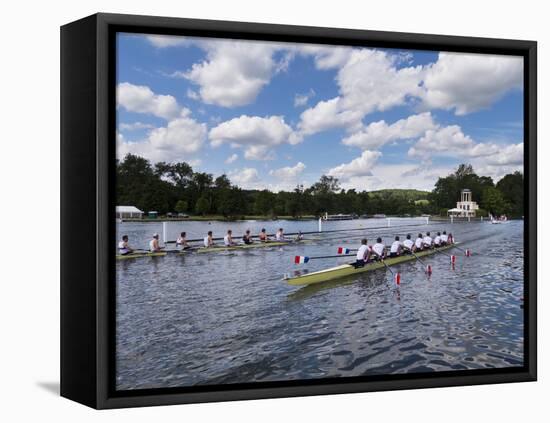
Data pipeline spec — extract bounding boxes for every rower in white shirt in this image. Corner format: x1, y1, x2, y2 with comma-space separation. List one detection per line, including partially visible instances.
149, 233, 163, 252
433, 232, 442, 247
224, 229, 237, 246
403, 234, 414, 252
118, 235, 134, 255
275, 228, 285, 241
440, 231, 449, 245
415, 233, 424, 251
372, 237, 386, 259
389, 236, 402, 258
423, 232, 433, 248
203, 231, 214, 248
355, 238, 371, 267
176, 231, 190, 250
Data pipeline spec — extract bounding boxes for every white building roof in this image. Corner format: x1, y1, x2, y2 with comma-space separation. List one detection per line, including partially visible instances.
116, 206, 143, 213
447, 208, 463, 212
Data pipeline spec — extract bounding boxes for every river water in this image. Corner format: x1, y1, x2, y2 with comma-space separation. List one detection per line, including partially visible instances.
115, 218, 524, 390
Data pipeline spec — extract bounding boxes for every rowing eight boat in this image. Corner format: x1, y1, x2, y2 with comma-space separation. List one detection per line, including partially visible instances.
193, 239, 310, 253
284, 243, 459, 286
116, 239, 310, 260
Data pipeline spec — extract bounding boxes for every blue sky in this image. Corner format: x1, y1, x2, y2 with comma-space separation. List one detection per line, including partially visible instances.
116, 33, 524, 192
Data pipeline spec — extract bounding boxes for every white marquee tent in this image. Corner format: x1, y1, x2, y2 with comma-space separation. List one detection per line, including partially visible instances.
116, 206, 143, 219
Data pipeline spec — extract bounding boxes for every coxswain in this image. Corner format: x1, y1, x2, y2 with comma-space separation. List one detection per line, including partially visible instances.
224, 229, 237, 246
149, 233, 163, 252
203, 231, 214, 248
403, 234, 414, 253
389, 236, 402, 257
243, 229, 253, 245
276, 228, 285, 241
118, 235, 134, 255
372, 237, 386, 259
355, 238, 371, 267
448, 232, 454, 244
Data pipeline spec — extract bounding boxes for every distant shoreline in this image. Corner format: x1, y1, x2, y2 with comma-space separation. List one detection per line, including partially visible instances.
116, 215, 512, 223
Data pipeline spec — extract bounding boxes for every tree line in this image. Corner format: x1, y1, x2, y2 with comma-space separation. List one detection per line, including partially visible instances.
116, 155, 524, 218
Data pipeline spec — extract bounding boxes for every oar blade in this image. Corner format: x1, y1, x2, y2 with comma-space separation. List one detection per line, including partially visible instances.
294, 255, 310, 264
394, 272, 401, 285
337, 247, 351, 254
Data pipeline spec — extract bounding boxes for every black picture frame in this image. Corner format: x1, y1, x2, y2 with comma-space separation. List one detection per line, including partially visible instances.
61, 12, 537, 409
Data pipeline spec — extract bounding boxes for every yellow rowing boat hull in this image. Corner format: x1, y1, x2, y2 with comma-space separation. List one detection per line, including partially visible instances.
116, 252, 167, 260
193, 239, 310, 253
285, 243, 459, 286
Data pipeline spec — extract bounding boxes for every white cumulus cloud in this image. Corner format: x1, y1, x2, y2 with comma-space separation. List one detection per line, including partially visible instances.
146, 35, 192, 48
328, 150, 382, 180
408, 125, 500, 159
227, 167, 261, 189
422, 52, 523, 115
117, 82, 181, 120
180, 40, 282, 107
209, 115, 296, 160
342, 112, 437, 150
225, 153, 239, 164
118, 121, 155, 131
294, 89, 316, 107
117, 113, 207, 163
269, 162, 306, 180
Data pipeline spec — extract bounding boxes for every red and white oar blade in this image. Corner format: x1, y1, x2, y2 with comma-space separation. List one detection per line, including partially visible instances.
426, 264, 432, 274
294, 256, 310, 264
394, 273, 401, 285
450, 255, 456, 264
465, 249, 472, 257
337, 247, 350, 254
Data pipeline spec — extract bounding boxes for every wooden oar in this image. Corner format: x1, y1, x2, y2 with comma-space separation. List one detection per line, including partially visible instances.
404, 248, 433, 274
294, 254, 353, 264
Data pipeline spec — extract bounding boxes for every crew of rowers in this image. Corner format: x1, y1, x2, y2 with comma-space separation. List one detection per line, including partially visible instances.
118, 228, 303, 254
204, 227, 302, 247
355, 231, 454, 266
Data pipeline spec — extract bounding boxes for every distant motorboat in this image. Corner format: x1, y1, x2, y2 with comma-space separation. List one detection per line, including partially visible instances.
322, 212, 357, 221
489, 214, 509, 224
373, 214, 386, 219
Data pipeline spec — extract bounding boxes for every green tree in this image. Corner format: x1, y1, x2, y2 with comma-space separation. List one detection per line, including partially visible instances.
195, 196, 210, 216
254, 190, 276, 216
496, 171, 523, 217
175, 199, 188, 213
310, 175, 340, 195
482, 187, 510, 216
